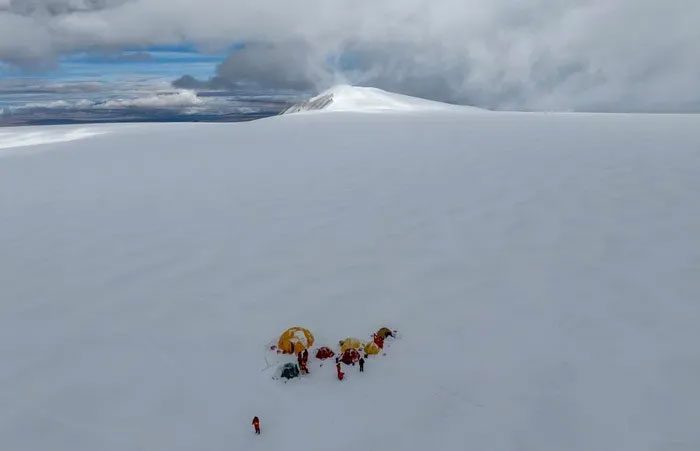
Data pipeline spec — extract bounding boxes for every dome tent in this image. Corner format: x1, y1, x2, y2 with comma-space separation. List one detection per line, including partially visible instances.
364, 341, 381, 355
341, 348, 361, 365
277, 327, 314, 354
339, 337, 364, 353
276, 363, 300, 380
315, 347, 335, 360
375, 327, 394, 339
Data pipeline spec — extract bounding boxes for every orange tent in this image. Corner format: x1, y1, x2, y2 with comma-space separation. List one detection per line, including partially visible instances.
277, 327, 314, 354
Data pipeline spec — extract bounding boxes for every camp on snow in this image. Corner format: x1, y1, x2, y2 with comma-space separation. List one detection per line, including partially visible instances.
270, 325, 396, 380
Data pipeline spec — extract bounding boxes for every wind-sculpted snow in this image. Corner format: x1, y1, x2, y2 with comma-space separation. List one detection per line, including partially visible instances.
282, 93, 334, 114
1, 110, 699, 451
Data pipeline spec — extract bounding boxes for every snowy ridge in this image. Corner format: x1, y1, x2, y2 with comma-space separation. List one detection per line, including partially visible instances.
283, 85, 483, 113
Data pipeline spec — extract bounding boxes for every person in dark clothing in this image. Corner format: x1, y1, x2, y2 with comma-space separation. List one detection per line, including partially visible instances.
302, 348, 309, 363
252, 416, 260, 435
297, 351, 309, 374
359, 357, 365, 372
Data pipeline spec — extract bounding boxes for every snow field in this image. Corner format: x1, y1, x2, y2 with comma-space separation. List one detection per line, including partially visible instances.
1, 96, 700, 450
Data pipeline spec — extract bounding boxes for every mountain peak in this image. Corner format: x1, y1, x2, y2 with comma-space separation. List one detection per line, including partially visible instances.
283, 85, 482, 114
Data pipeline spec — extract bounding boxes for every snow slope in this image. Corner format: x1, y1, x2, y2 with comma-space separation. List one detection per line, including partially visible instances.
283, 84, 482, 113
1, 101, 700, 451
0, 125, 107, 150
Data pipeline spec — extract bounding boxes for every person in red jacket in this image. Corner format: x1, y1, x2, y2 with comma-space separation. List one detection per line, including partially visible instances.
336, 360, 344, 381
252, 416, 260, 435
298, 351, 309, 374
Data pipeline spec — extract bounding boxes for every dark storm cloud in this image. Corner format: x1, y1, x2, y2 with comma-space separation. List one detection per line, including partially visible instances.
174, 43, 328, 92
1, 0, 699, 111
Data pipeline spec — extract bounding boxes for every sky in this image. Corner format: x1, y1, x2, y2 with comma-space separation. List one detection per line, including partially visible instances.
1, 0, 699, 118
0, 45, 294, 125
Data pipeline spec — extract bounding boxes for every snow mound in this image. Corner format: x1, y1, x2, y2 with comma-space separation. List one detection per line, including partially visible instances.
283, 85, 483, 113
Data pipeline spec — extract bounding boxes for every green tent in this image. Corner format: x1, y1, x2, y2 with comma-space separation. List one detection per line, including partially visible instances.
278, 363, 300, 380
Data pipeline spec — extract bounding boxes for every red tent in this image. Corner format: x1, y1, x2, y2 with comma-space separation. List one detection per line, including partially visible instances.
315, 347, 335, 360
341, 348, 361, 365
373, 334, 384, 349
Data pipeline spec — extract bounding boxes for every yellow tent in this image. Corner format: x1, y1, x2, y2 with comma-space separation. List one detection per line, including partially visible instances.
339, 337, 364, 353
277, 327, 314, 354
375, 327, 393, 339
364, 341, 381, 355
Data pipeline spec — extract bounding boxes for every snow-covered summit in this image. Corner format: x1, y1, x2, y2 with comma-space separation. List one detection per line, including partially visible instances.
283, 85, 483, 114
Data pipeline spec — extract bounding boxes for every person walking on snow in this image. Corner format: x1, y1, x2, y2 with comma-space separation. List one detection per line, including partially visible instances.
297, 351, 309, 374
336, 360, 344, 381
302, 348, 309, 363
359, 356, 365, 372
252, 416, 261, 435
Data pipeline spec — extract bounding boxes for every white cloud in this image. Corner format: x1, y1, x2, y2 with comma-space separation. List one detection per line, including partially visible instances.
99, 90, 203, 109
1, 0, 699, 111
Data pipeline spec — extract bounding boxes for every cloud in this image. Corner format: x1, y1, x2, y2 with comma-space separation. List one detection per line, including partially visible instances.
174, 42, 330, 92
1, 0, 699, 111
7, 0, 130, 16
3, 89, 206, 111
99, 90, 203, 109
